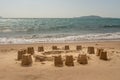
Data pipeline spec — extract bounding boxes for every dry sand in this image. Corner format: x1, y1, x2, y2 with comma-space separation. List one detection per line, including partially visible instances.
0, 41, 120, 80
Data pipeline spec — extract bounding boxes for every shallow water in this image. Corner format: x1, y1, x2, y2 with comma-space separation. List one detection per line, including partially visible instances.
0, 18, 120, 44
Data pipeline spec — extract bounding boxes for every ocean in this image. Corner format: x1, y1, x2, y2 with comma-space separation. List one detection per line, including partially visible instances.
0, 18, 120, 44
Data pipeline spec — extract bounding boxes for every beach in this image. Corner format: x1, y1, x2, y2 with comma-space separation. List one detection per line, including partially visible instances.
0, 0, 120, 80
0, 41, 120, 80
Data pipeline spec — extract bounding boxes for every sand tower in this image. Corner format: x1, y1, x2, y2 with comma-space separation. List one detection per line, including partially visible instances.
65, 55, 74, 66
87, 47, 95, 54
27, 47, 34, 55
17, 49, 26, 60
77, 54, 88, 64
76, 45, 82, 51
96, 48, 104, 56
65, 45, 69, 50
21, 54, 32, 66
38, 46, 44, 52
100, 51, 108, 60
54, 55, 63, 67
52, 46, 58, 50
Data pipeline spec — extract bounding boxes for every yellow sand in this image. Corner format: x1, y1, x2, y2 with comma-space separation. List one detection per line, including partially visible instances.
0, 41, 120, 80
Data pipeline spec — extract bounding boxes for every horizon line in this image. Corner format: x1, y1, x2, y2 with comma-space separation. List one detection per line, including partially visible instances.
0, 15, 120, 19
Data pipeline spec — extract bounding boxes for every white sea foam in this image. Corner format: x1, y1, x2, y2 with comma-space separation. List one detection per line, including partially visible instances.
0, 32, 120, 44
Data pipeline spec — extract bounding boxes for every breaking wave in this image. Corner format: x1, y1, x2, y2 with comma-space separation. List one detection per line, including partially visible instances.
0, 32, 120, 44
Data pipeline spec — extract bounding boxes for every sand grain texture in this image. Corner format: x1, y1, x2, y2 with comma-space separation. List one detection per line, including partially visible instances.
0, 41, 120, 80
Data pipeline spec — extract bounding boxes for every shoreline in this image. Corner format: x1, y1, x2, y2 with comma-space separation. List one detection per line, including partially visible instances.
0, 32, 120, 44
0, 40, 120, 45
0, 40, 120, 51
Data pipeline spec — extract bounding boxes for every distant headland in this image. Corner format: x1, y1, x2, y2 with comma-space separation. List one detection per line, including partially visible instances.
0, 16, 3, 18
74, 15, 120, 19
78, 15, 102, 19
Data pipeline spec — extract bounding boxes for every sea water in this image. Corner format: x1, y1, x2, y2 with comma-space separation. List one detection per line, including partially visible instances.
0, 18, 120, 44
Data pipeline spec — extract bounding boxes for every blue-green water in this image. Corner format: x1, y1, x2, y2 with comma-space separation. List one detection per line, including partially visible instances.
0, 18, 120, 44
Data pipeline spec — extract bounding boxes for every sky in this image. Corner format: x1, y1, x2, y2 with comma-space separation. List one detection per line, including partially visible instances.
0, 0, 120, 18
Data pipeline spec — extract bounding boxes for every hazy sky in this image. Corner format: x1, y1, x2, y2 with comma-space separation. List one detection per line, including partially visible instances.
0, 0, 120, 18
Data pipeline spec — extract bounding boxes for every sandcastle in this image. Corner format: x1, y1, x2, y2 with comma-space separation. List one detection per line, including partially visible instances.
65, 55, 74, 66
52, 46, 58, 50
27, 47, 34, 55
17, 49, 26, 60
87, 47, 95, 54
54, 55, 63, 67
77, 54, 88, 64
35, 55, 53, 62
21, 54, 32, 66
34, 55, 46, 62
16, 45, 110, 67
38, 46, 44, 52
76, 45, 82, 51
100, 51, 108, 60
65, 45, 69, 50
96, 48, 104, 56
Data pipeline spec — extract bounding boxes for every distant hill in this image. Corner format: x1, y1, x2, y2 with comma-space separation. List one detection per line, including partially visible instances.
0, 16, 2, 18
75, 15, 103, 19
